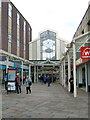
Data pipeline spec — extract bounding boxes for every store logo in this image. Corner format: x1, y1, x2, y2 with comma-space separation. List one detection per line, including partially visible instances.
17, 64, 19, 67
81, 47, 90, 59
0, 58, 5, 61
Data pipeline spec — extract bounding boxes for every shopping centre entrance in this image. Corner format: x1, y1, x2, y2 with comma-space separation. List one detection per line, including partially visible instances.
30, 60, 60, 83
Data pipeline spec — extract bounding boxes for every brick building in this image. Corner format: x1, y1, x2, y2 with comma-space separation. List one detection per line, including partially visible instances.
0, 0, 33, 83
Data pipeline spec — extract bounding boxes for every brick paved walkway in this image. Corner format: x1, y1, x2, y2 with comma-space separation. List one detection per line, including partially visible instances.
1, 82, 88, 118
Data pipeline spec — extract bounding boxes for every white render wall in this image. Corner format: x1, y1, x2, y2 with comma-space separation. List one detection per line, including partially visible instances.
29, 42, 32, 60
56, 39, 66, 59
37, 39, 40, 60
56, 39, 60, 60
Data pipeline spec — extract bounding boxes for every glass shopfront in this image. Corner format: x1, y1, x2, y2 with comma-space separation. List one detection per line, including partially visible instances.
0, 65, 6, 83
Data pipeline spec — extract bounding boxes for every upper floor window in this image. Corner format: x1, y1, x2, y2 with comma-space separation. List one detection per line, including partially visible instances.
24, 44, 26, 51
87, 20, 90, 25
24, 21, 26, 31
29, 28, 30, 41
17, 13, 20, 25
8, 4, 12, 17
0, 0, 1, 8
8, 34, 11, 42
82, 29, 84, 34
17, 40, 19, 47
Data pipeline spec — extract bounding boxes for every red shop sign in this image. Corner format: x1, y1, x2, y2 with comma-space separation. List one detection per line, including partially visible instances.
81, 47, 90, 59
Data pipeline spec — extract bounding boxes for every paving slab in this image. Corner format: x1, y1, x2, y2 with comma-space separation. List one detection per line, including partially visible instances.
1, 82, 88, 118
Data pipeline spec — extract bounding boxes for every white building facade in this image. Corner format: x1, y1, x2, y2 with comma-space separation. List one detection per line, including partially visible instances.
29, 30, 67, 60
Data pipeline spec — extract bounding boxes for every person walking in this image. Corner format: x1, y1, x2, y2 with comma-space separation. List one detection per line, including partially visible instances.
43, 75, 47, 84
15, 74, 22, 94
47, 75, 50, 87
24, 75, 32, 94
40, 75, 43, 85
69, 75, 74, 93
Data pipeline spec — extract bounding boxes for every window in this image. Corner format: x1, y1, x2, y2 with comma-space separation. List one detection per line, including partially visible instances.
17, 40, 19, 47
29, 28, 30, 41
42, 39, 56, 60
82, 29, 84, 34
17, 13, 20, 25
24, 44, 26, 51
8, 34, 11, 42
24, 21, 26, 31
87, 20, 90, 25
0, 0, 1, 8
8, 4, 12, 17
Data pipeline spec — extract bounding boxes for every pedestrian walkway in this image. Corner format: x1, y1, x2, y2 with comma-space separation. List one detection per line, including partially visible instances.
2, 82, 88, 118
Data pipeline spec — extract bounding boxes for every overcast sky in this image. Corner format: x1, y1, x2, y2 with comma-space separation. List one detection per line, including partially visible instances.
10, 0, 89, 42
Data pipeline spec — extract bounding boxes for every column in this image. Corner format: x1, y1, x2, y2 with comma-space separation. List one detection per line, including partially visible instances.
59, 65, 61, 84
22, 61, 23, 84
6, 56, 9, 74
29, 64, 31, 78
62, 63, 64, 86
37, 66, 38, 82
85, 63, 88, 92
73, 42, 77, 97
64, 59, 66, 87
34, 66, 36, 83
68, 52, 71, 92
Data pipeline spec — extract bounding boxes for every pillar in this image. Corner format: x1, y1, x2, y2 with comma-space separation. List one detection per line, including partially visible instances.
29, 64, 31, 78
34, 66, 36, 83
64, 59, 66, 87
37, 66, 38, 82
62, 63, 64, 86
6, 56, 9, 74
68, 53, 71, 92
59, 65, 61, 84
85, 63, 88, 92
73, 42, 77, 97
22, 61, 23, 84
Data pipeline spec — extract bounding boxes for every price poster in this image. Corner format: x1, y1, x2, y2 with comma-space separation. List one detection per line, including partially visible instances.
8, 82, 16, 91
8, 70, 16, 81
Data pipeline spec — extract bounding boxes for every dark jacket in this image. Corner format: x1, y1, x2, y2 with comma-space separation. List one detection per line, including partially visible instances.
15, 77, 22, 86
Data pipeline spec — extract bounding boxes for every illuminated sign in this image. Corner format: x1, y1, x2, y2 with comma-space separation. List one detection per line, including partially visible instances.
81, 47, 90, 59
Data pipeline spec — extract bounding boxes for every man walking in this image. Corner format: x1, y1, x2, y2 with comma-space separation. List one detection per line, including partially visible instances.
15, 73, 22, 94
69, 75, 74, 93
43, 75, 47, 84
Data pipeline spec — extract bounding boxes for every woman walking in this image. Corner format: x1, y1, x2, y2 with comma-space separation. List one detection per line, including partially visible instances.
24, 75, 32, 94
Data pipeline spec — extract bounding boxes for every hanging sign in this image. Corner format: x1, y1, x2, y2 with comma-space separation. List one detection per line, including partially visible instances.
14, 63, 21, 68
81, 47, 90, 59
0, 58, 5, 61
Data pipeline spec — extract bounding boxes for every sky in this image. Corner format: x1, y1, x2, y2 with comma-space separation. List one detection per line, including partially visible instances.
10, 0, 90, 42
